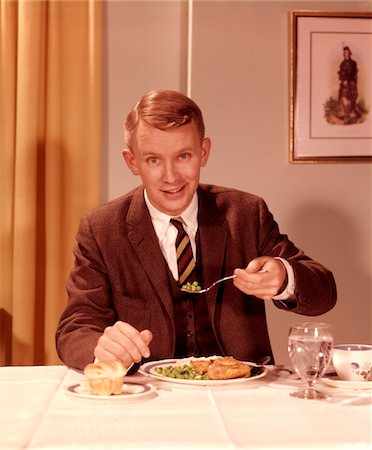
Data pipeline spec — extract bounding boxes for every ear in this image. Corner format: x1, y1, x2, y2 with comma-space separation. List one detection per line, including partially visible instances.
122, 149, 140, 176
200, 137, 211, 167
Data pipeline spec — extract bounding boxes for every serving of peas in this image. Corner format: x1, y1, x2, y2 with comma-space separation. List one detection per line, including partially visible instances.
181, 281, 202, 292
154, 364, 210, 380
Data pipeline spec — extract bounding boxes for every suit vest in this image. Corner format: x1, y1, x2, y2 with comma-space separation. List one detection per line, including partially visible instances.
167, 231, 222, 358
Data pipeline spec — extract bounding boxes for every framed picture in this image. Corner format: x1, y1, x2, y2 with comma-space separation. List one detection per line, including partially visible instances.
290, 11, 372, 163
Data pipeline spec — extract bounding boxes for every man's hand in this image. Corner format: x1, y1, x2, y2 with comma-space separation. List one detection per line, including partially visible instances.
233, 256, 287, 301
94, 321, 153, 369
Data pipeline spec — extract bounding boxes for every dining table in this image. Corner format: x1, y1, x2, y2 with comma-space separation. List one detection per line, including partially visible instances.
0, 361, 371, 449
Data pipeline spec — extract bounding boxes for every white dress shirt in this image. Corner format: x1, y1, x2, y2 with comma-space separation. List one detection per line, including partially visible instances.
144, 190, 294, 300
144, 190, 198, 281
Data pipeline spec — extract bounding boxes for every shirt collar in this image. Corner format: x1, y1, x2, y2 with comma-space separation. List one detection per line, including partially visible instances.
144, 189, 198, 240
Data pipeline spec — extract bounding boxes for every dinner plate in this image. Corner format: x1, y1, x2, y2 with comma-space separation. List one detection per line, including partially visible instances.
321, 373, 372, 390
139, 357, 267, 386
65, 381, 156, 400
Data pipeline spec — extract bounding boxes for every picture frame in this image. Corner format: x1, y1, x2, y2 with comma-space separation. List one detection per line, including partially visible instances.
290, 11, 372, 163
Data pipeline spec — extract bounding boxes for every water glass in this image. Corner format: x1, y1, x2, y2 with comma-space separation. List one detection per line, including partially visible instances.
288, 322, 333, 399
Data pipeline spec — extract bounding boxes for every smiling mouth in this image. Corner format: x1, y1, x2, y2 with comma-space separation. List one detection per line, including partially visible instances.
163, 186, 185, 194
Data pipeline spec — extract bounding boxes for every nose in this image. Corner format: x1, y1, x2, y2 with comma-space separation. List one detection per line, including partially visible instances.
163, 160, 177, 183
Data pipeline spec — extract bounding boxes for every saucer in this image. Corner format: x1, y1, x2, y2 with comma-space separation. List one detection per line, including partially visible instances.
322, 373, 372, 390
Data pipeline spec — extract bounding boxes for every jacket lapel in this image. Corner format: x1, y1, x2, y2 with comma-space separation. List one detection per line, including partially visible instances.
198, 187, 228, 317
125, 188, 174, 319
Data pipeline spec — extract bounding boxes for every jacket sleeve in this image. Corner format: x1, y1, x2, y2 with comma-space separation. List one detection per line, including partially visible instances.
55, 215, 116, 370
255, 197, 337, 315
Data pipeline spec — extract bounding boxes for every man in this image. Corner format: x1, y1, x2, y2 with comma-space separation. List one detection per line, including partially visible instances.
338, 46, 360, 123
56, 89, 337, 371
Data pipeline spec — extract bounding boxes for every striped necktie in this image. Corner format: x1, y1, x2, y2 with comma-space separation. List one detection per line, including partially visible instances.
170, 217, 196, 286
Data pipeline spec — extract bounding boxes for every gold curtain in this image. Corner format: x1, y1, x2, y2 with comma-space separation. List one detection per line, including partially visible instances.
0, 0, 102, 365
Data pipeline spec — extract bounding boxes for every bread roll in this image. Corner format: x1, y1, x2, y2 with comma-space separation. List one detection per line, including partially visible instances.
83, 360, 127, 395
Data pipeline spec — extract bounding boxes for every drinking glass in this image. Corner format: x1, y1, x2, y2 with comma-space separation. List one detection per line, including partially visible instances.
288, 322, 333, 399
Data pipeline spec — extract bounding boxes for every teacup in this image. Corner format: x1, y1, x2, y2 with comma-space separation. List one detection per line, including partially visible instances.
332, 344, 372, 382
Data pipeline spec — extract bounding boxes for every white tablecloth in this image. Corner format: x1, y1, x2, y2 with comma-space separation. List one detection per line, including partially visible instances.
0, 365, 371, 449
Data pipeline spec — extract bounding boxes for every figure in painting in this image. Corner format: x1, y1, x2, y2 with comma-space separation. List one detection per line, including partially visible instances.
337, 46, 361, 123
324, 45, 367, 125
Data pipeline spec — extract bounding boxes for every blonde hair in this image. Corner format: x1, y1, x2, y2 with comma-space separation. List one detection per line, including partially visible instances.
124, 89, 205, 150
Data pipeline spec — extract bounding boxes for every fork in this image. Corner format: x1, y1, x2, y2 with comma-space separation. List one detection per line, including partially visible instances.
181, 274, 237, 294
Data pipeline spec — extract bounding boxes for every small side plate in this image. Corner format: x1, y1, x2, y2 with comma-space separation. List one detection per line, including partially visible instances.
65, 381, 156, 400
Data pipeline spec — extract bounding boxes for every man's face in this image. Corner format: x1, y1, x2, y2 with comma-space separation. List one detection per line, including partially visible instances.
123, 120, 211, 216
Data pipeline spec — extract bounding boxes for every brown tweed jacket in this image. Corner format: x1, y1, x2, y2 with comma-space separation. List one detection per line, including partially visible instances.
56, 184, 337, 370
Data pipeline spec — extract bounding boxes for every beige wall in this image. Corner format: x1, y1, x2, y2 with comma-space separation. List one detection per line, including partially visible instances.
103, 1, 372, 364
